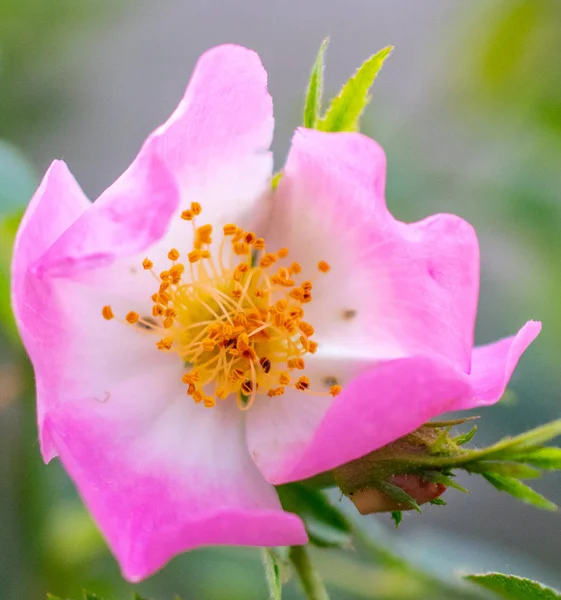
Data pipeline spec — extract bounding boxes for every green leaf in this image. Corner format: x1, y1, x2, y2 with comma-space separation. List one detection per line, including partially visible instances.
83, 593, 102, 600
318, 45, 393, 132
277, 483, 351, 548
277, 483, 351, 533
390, 510, 402, 528
263, 549, 282, 600
0, 211, 23, 340
453, 425, 478, 446
482, 473, 557, 511
466, 573, 561, 599
303, 38, 329, 128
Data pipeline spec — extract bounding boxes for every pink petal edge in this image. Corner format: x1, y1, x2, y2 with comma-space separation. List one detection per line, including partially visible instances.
11, 160, 90, 459
251, 322, 541, 485
45, 394, 307, 581
272, 128, 480, 372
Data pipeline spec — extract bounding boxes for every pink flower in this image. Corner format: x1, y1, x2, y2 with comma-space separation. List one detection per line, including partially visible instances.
11, 44, 540, 581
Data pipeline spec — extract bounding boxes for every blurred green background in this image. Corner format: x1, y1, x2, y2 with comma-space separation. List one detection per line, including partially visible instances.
1, 1, 560, 598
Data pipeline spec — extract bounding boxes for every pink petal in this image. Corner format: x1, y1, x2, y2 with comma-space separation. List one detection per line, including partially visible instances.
459, 320, 542, 407
33, 149, 180, 278
273, 129, 479, 370
146, 44, 275, 264
248, 356, 472, 484
46, 385, 306, 582
249, 323, 541, 485
11, 161, 90, 459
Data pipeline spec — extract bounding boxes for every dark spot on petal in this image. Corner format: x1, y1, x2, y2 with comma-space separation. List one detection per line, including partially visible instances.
342, 309, 357, 320
323, 376, 339, 388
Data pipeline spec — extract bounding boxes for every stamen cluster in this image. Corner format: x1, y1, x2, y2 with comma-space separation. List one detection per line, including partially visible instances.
102, 202, 341, 410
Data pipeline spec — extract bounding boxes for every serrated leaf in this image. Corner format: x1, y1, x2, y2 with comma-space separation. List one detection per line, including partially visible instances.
390, 510, 402, 528
318, 45, 393, 132
376, 480, 421, 512
263, 549, 282, 600
453, 425, 478, 446
303, 38, 328, 128
482, 473, 557, 511
465, 461, 542, 479
466, 573, 561, 599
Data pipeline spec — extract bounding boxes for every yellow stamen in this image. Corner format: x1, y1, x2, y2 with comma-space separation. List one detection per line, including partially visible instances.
104, 213, 339, 410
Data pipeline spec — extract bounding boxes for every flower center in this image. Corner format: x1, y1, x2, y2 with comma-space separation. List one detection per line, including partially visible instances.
102, 202, 341, 410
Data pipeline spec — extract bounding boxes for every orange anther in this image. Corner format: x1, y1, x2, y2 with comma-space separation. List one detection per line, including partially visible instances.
126, 311, 140, 324
287, 358, 305, 370
191, 202, 202, 215
202, 338, 215, 352
163, 317, 174, 329
318, 260, 331, 273
181, 209, 194, 221
254, 237, 265, 250
188, 250, 201, 263
279, 373, 291, 385
299, 322, 314, 337
277, 248, 289, 259
101, 306, 114, 320
142, 258, 153, 270
156, 337, 173, 351
330, 385, 342, 397
223, 224, 237, 235
245, 232, 257, 244
168, 248, 180, 261
290, 261, 302, 274
295, 376, 311, 391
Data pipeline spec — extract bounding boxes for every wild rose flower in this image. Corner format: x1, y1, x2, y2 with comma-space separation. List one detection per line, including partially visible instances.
11, 44, 540, 581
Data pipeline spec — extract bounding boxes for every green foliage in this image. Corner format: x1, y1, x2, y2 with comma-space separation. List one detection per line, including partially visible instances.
277, 482, 352, 549
466, 573, 561, 599
0, 210, 23, 340
303, 38, 329, 129
317, 45, 393, 132
263, 549, 282, 600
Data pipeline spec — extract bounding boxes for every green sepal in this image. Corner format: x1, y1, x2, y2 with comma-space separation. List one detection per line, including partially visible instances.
375, 480, 421, 513
466, 573, 561, 599
317, 45, 393, 132
390, 510, 403, 528
429, 497, 446, 506
453, 425, 478, 446
303, 38, 329, 129
482, 473, 557, 511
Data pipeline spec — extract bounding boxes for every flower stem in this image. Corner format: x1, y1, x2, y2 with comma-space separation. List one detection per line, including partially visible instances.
289, 545, 330, 600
